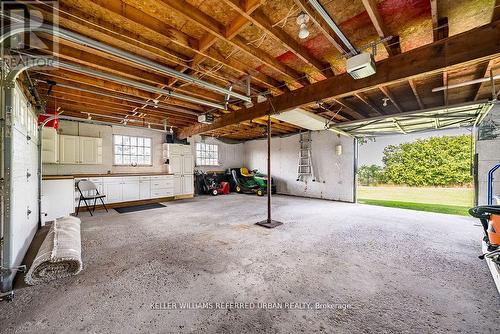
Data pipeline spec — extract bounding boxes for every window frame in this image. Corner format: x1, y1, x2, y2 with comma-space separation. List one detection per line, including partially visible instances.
195, 142, 220, 167
113, 134, 153, 166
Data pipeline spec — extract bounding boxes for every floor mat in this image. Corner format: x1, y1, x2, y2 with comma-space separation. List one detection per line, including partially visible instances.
114, 203, 166, 214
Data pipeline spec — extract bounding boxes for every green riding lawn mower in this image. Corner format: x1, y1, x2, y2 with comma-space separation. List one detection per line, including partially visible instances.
227, 167, 276, 196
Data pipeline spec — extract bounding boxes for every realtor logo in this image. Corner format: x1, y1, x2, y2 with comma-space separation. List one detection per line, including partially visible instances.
1, 1, 58, 67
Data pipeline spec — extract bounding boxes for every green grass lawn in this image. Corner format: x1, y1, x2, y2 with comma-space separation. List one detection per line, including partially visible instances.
357, 186, 473, 216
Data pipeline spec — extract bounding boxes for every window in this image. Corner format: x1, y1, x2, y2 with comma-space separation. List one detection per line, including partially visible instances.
196, 142, 219, 166
113, 135, 152, 166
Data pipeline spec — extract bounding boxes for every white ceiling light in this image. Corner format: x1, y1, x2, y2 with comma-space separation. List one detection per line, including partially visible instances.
296, 12, 310, 39
382, 98, 389, 107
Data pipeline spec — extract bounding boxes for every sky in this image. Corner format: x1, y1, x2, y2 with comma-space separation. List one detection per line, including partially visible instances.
357, 127, 471, 166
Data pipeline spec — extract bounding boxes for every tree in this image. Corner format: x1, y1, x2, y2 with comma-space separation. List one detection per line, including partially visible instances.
381, 135, 473, 186
358, 164, 384, 186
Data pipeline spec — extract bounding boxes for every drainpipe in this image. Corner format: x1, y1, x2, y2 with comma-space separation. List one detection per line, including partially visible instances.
0, 22, 251, 103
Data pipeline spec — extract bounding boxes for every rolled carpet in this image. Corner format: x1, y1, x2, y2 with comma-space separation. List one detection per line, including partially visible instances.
25, 216, 83, 285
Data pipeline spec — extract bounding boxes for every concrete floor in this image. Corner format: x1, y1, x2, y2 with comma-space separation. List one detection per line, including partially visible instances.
1, 194, 499, 333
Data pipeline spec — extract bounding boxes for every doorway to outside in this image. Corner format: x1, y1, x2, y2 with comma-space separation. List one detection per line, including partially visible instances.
356, 128, 474, 216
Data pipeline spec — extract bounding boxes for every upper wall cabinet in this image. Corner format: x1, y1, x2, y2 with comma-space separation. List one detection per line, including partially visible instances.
59, 135, 102, 165
80, 136, 102, 164
41, 127, 59, 164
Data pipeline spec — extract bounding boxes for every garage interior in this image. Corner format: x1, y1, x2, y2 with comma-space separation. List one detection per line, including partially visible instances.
1, 0, 500, 332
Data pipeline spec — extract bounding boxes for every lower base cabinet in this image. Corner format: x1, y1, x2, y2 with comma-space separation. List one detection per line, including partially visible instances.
122, 178, 141, 202
174, 174, 194, 195
74, 175, 176, 206
42, 179, 75, 224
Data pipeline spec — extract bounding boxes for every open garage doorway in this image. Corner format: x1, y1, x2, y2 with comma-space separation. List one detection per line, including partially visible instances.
356, 127, 475, 216
337, 103, 496, 216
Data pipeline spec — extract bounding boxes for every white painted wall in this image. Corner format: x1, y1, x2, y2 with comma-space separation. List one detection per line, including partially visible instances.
243, 131, 355, 202
188, 135, 244, 172
43, 121, 246, 176
43, 120, 168, 175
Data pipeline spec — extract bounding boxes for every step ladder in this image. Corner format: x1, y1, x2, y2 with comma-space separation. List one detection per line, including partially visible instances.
296, 131, 316, 182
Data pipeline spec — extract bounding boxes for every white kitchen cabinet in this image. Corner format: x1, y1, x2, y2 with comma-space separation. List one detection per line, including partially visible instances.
103, 177, 123, 204
42, 127, 59, 163
182, 154, 193, 174
57, 135, 102, 165
42, 179, 75, 224
71, 175, 176, 212
170, 155, 182, 174
139, 177, 151, 200
151, 175, 174, 198
182, 174, 194, 195
59, 135, 80, 164
122, 178, 140, 202
163, 144, 194, 196
174, 175, 182, 195
80, 137, 102, 164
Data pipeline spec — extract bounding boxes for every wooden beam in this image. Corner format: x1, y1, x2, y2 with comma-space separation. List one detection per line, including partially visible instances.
379, 86, 403, 113
158, 0, 309, 86
178, 20, 500, 138
40, 38, 225, 103
361, 0, 400, 56
38, 87, 197, 122
223, 0, 332, 77
408, 79, 425, 109
442, 71, 448, 105
32, 71, 206, 112
329, 99, 365, 120
493, 0, 500, 22
46, 101, 193, 127
192, 0, 260, 65
354, 92, 384, 116
37, 2, 280, 93
473, 59, 495, 101
295, 0, 348, 55
430, 1, 449, 42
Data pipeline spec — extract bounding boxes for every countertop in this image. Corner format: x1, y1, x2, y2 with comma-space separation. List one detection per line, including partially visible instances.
42, 172, 174, 180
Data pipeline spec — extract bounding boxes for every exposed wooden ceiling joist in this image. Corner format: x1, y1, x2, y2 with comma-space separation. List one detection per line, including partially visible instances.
361, 0, 400, 56
178, 21, 500, 138
430, 0, 449, 42
157, 0, 310, 86
223, 0, 333, 77
379, 86, 403, 113
408, 79, 425, 110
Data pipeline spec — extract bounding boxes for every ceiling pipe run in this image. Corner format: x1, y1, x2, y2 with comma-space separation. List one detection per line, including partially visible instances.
47, 114, 173, 132
308, 0, 358, 56
33, 79, 200, 116
1, 22, 252, 103
54, 61, 226, 110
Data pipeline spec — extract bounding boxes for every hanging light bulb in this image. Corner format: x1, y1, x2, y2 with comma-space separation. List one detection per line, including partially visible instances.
296, 12, 310, 39
169, 126, 173, 134
298, 24, 309, 39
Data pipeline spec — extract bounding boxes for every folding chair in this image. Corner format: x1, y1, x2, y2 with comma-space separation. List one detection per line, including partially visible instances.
76, 180, 108, 216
